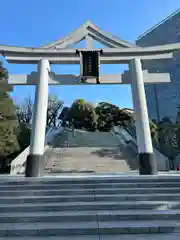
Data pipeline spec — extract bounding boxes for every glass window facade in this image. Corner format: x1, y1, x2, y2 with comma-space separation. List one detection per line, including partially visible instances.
136, 11, 180, 122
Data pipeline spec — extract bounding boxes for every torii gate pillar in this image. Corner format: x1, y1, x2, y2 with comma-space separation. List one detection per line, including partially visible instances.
130, 58, 157, 175
25, 59, 50, 177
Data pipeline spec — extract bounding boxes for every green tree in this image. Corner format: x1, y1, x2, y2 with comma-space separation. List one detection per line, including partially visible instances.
176, 105, 180, 124
95, 103, 132, 131
149, 120, 158, 138
67, 99, 97, 131
157, 118, 177, 158
160, 116, 173, 125
0, 61, 19, 170
16, 122, 31, 151
175, 124, 180, 148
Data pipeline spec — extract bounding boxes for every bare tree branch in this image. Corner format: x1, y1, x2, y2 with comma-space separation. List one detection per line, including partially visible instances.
16, 95, 64, 129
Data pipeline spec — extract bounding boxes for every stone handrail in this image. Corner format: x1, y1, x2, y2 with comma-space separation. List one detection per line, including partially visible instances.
10, 126, 64, 175
112, 125, 170, 171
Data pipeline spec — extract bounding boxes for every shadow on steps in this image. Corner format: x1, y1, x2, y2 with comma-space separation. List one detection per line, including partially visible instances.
45, 169, 95, 173
91, 147, 139, 171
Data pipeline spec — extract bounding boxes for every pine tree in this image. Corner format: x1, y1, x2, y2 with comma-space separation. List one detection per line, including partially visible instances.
0, 61, 19, 170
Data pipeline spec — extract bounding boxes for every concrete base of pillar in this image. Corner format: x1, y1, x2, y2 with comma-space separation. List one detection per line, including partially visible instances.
25, 154, 44, 177
139, 153, 158, 175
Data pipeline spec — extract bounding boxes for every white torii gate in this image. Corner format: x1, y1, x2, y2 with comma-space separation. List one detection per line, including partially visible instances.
0, 20, 179, 177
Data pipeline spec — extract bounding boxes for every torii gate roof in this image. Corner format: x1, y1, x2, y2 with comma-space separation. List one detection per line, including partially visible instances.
0, 20, 180, 64
41, 20, 137, 49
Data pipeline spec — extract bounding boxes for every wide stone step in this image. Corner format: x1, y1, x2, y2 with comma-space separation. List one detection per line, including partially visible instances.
0, 182, 180, 190
0, 201, 178, 212
0, 189, 94, 196
0, 221, 98, 236
0, 237, 99, 240
0, 187, 180, 196
0, 220, 180, 236
1, 187, 180, 197
98, 220, 180, 235
0, 211, 98, 223
2, 193, 180, 204
0, 174, 175, 181
0, 234, 179, 240
68, 144, 119, 147
0, 176, 180, 184
0, 195, 95, 204
94, 187, 180, 194
95, 234, 180, 240
1, 209, 180, 223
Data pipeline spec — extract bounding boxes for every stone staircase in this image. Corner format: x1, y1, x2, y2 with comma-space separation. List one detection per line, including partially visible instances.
45, 127, 169, 173
45, 147, 133, 173
45, 128, 137, 173
0, 175, 180, 239
12, 126, 169, 175
66, 128, 119, 147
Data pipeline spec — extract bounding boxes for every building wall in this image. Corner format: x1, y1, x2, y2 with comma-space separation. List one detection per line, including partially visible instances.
136, 10, 180, 122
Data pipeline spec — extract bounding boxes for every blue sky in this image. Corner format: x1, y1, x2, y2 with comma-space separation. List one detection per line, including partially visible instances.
0, 0, 180, 108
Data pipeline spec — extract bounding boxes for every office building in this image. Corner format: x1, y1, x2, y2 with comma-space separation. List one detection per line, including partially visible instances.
136, 9, 180, 122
